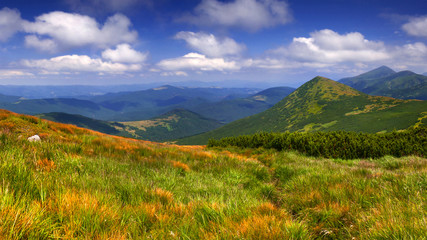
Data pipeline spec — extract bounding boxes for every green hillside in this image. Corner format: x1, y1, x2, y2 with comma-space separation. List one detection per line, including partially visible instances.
339, 67, 427, 100
0, 109, 426, 239
37, 112, 123, 135
117, 108, 223, 142
179, 76, 427, 145
37, 109, 222, 142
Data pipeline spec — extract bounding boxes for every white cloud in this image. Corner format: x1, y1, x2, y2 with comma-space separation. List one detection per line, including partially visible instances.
182, 0, 292, 31
21, 55, 142, 73
402, 16, 427, 37
102, 44, 148, 63
400, 42, 427, 58
175, 31, 245, 57
157, 52, 240, 71
0, 8, 22, 42
25, 35, 58, 53
390, 42, 427, 69
0, 70, 34, 78
273, 29, 390, 64
22, 11, 137, 51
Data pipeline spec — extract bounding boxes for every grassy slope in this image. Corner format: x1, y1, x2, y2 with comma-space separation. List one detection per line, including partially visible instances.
179, 77, 427, 145
37, 109, 223, 142
37, 112, 123, 135
117, 109, 223, 142
0, 109, 426, 239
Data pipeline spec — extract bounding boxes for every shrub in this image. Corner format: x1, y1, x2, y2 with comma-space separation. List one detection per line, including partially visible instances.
208, 126, 427, 159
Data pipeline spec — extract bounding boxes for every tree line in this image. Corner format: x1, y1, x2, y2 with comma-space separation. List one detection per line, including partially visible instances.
208, 126, 426, 159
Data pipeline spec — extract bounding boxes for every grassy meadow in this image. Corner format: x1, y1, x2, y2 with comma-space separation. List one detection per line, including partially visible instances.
0, 109, 426, 239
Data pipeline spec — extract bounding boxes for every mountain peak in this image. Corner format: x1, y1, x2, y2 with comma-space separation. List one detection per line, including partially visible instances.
291, 76, 361, 101
339, 66, 396, 85
363, 66, 396, 78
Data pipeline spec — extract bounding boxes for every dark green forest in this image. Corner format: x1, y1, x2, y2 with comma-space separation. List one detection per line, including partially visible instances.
208, 126, 427, 159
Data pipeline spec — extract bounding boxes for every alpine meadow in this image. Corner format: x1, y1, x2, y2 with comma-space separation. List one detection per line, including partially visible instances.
1, 0, 427, 239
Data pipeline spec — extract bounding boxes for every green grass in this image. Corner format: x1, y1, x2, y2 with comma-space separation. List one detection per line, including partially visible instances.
0, 109, 426, 239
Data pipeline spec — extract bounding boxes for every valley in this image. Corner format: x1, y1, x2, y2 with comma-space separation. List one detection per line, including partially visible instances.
1, 66, 425, 143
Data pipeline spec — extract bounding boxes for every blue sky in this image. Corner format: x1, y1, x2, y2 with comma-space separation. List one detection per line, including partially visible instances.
1, 0, 427, 87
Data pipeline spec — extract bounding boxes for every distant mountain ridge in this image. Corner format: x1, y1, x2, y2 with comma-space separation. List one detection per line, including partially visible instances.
190, 87, 295, 123
0, 85, 294, 125
339, 66, 427, 100
116, 109, 223, 142
0, 93, 21, 103
38, 109, 222, 142
179, 76, 427, 145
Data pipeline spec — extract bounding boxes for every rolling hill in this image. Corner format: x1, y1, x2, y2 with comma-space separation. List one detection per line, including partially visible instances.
0, 98, 117, 120
90, 85, 259, 121
179, 76, 427, 145
339, 66, 427, 100
0, 93, 21, 103
116, 109, 223, 142
0, 85, 293, 125
37, 112, 124, 135
0, 86, 260, 121
37, 109, 222, 142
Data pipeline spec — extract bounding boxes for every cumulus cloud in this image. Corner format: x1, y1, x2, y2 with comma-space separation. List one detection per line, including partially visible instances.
102, 44, 148, 63
182, 0, 292, 31
175, 31, 245, 57
22, 55, 142, 73
22, 11, 138, 51
25, 35, 59, 53
157, 52, 240, 71
391, 42, 427, 69
273, 29, 390, 64
402, 16, 427, 37
0, 8, 23, 42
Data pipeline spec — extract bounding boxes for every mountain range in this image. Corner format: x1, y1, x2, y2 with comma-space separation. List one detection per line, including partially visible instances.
0, 85, 294, 123
1, 66, 426, 143
339, 66, 427, 100
179, 76, 427, 145
38, 109, 222, 142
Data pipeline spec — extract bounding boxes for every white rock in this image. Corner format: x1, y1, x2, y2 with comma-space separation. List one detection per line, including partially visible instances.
27, 135, 41, 142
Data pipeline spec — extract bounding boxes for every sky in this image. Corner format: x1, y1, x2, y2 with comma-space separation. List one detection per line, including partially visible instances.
1, 0, 427, 87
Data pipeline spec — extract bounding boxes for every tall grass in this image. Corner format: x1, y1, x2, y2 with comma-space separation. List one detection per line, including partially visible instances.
0, 109, 426, 239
